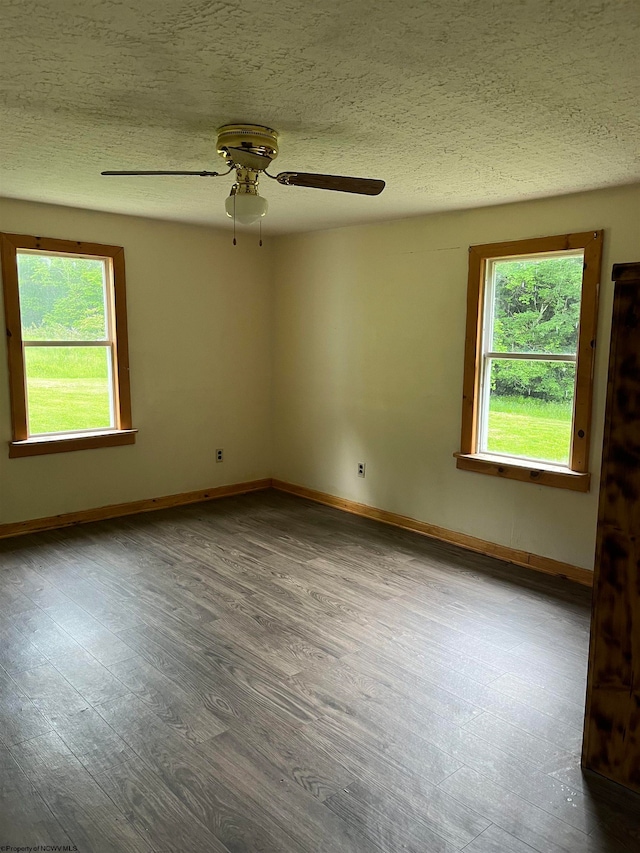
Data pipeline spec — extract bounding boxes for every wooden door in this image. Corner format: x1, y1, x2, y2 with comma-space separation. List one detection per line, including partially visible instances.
583, 262, 640, 792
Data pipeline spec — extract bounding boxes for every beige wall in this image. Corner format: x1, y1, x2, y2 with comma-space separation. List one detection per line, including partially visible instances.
0, 198, 272, 523
3, 185, 639, 571
272, 184, 640, 571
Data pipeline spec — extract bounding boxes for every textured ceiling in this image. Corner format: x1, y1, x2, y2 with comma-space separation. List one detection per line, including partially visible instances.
1, 0, 639, 233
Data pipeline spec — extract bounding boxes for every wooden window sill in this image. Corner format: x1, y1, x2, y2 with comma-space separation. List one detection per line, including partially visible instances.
455, 452, 590, 492
9, 429, 137, 458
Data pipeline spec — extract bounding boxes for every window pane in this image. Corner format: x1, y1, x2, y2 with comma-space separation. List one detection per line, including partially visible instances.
483, 359, 576, 465
490, 253, 584, 355
17, 252, 108, 341
24, 347, 113, 435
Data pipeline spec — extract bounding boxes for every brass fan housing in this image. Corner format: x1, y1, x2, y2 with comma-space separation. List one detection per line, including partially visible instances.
216, 124, 279, 164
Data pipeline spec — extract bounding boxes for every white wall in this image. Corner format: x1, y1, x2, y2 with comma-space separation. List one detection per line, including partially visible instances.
0, 198, 272, 523
272, 184, 640, 571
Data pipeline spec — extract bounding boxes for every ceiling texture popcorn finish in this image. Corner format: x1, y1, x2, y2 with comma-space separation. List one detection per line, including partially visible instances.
1, 0, 639, 233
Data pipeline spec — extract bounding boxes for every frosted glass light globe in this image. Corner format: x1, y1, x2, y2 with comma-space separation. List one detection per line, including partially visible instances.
225, 193, 268, 225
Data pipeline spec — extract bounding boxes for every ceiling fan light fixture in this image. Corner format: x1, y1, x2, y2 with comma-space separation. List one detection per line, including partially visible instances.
101, 123, 384, 235
225, 191, 268, 226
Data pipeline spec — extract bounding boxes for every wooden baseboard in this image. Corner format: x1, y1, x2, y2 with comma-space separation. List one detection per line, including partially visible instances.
272, 479, 594, 587
0, 478, 273, 540
0, 476, 593, 587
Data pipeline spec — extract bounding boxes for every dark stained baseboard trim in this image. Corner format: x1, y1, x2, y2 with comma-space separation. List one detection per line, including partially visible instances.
0, 478, 273, 540
272, 479, 594, 588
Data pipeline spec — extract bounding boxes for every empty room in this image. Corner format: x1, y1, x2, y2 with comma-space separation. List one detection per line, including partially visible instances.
1, 1, 640, 851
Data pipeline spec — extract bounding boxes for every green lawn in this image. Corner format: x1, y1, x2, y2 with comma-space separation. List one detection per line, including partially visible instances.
26, 378, 111, 434
486, 396, 572, 464
25, 347, 112, 435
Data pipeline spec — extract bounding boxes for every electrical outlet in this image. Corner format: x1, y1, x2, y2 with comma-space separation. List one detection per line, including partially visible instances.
357, 462, 366, 477
216, 449, 224, 463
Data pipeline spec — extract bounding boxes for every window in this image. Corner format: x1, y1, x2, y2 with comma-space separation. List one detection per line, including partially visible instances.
456, 231, 603, 491
1, 233, 136, 457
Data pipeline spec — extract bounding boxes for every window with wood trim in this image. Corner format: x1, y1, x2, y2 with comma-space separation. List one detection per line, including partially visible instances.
456, 231, 602, 492
1, 233, 136, 457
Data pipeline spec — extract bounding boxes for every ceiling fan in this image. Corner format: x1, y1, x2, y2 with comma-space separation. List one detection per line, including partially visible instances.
102, 124, 385, 230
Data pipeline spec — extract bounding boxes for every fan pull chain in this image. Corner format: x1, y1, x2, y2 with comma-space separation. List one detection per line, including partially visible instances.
232, 194, 237, 246
259, 219, 262, 247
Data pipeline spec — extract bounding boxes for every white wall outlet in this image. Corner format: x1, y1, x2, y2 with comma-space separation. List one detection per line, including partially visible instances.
357, 462, 366, 477
216, 449, 224, 462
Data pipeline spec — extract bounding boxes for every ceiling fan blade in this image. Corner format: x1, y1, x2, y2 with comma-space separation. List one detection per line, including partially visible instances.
275, 172, 385, 195
223, 148, 273, 171
101, 170, 221, 177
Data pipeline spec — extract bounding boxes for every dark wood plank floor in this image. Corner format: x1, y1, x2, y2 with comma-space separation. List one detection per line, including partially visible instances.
1, 490, 639, 852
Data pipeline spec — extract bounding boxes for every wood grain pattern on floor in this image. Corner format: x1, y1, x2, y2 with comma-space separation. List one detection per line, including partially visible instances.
1, 490, 638, 852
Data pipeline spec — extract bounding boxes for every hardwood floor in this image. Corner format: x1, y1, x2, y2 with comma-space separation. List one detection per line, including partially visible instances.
0, 490, 638, 852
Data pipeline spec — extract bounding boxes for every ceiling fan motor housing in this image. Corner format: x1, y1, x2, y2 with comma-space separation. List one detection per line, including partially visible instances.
216, 124, 279, 164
